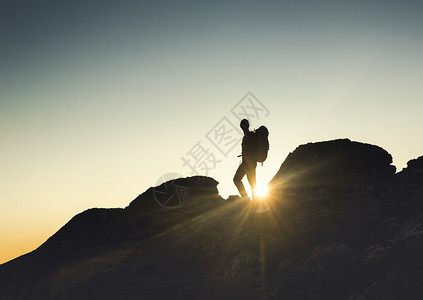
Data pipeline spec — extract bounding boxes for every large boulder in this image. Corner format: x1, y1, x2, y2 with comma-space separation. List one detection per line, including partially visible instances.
127, 176, 219, 211
271, 139, 396, 189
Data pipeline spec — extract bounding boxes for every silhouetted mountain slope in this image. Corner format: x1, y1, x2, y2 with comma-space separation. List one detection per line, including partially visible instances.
1, 140, 423, 299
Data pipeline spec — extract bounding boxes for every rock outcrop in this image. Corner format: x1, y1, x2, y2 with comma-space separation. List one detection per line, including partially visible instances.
1, 139, 422, 300
270, 138, 396, 189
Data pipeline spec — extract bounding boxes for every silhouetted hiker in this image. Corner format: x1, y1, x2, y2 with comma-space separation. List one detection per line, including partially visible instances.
234, 119, 269, 201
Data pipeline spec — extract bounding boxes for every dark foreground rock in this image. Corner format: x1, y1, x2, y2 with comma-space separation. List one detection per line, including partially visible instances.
270, 138, 396, 189
1, 140, 422, 299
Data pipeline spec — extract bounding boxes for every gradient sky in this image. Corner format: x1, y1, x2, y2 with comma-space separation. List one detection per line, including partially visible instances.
1, 0, 423, 263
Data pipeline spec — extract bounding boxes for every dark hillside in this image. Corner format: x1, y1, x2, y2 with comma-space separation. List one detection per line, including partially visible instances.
1, 140, 422, 299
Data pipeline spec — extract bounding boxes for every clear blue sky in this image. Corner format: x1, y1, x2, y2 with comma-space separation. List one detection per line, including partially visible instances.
1, 0, 423, 263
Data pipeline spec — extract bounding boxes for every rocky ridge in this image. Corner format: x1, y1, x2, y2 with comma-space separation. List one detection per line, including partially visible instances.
1, 139, 422, 299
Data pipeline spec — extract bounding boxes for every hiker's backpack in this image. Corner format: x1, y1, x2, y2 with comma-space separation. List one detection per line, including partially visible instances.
253, 126, 269, 163
243, 126, 269, 163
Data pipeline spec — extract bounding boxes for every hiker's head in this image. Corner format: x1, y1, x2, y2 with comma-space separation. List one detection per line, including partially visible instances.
240, 119, 250, 131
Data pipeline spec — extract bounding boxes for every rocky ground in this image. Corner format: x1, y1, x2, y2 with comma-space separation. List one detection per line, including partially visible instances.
1, 139, 422, 299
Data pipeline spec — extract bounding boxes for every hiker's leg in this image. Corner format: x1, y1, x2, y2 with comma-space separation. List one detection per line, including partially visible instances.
233, 164, 248, 198
246, 164, 257, 200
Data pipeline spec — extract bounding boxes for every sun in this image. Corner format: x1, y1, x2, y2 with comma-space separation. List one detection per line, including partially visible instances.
254, 183, 269, 198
